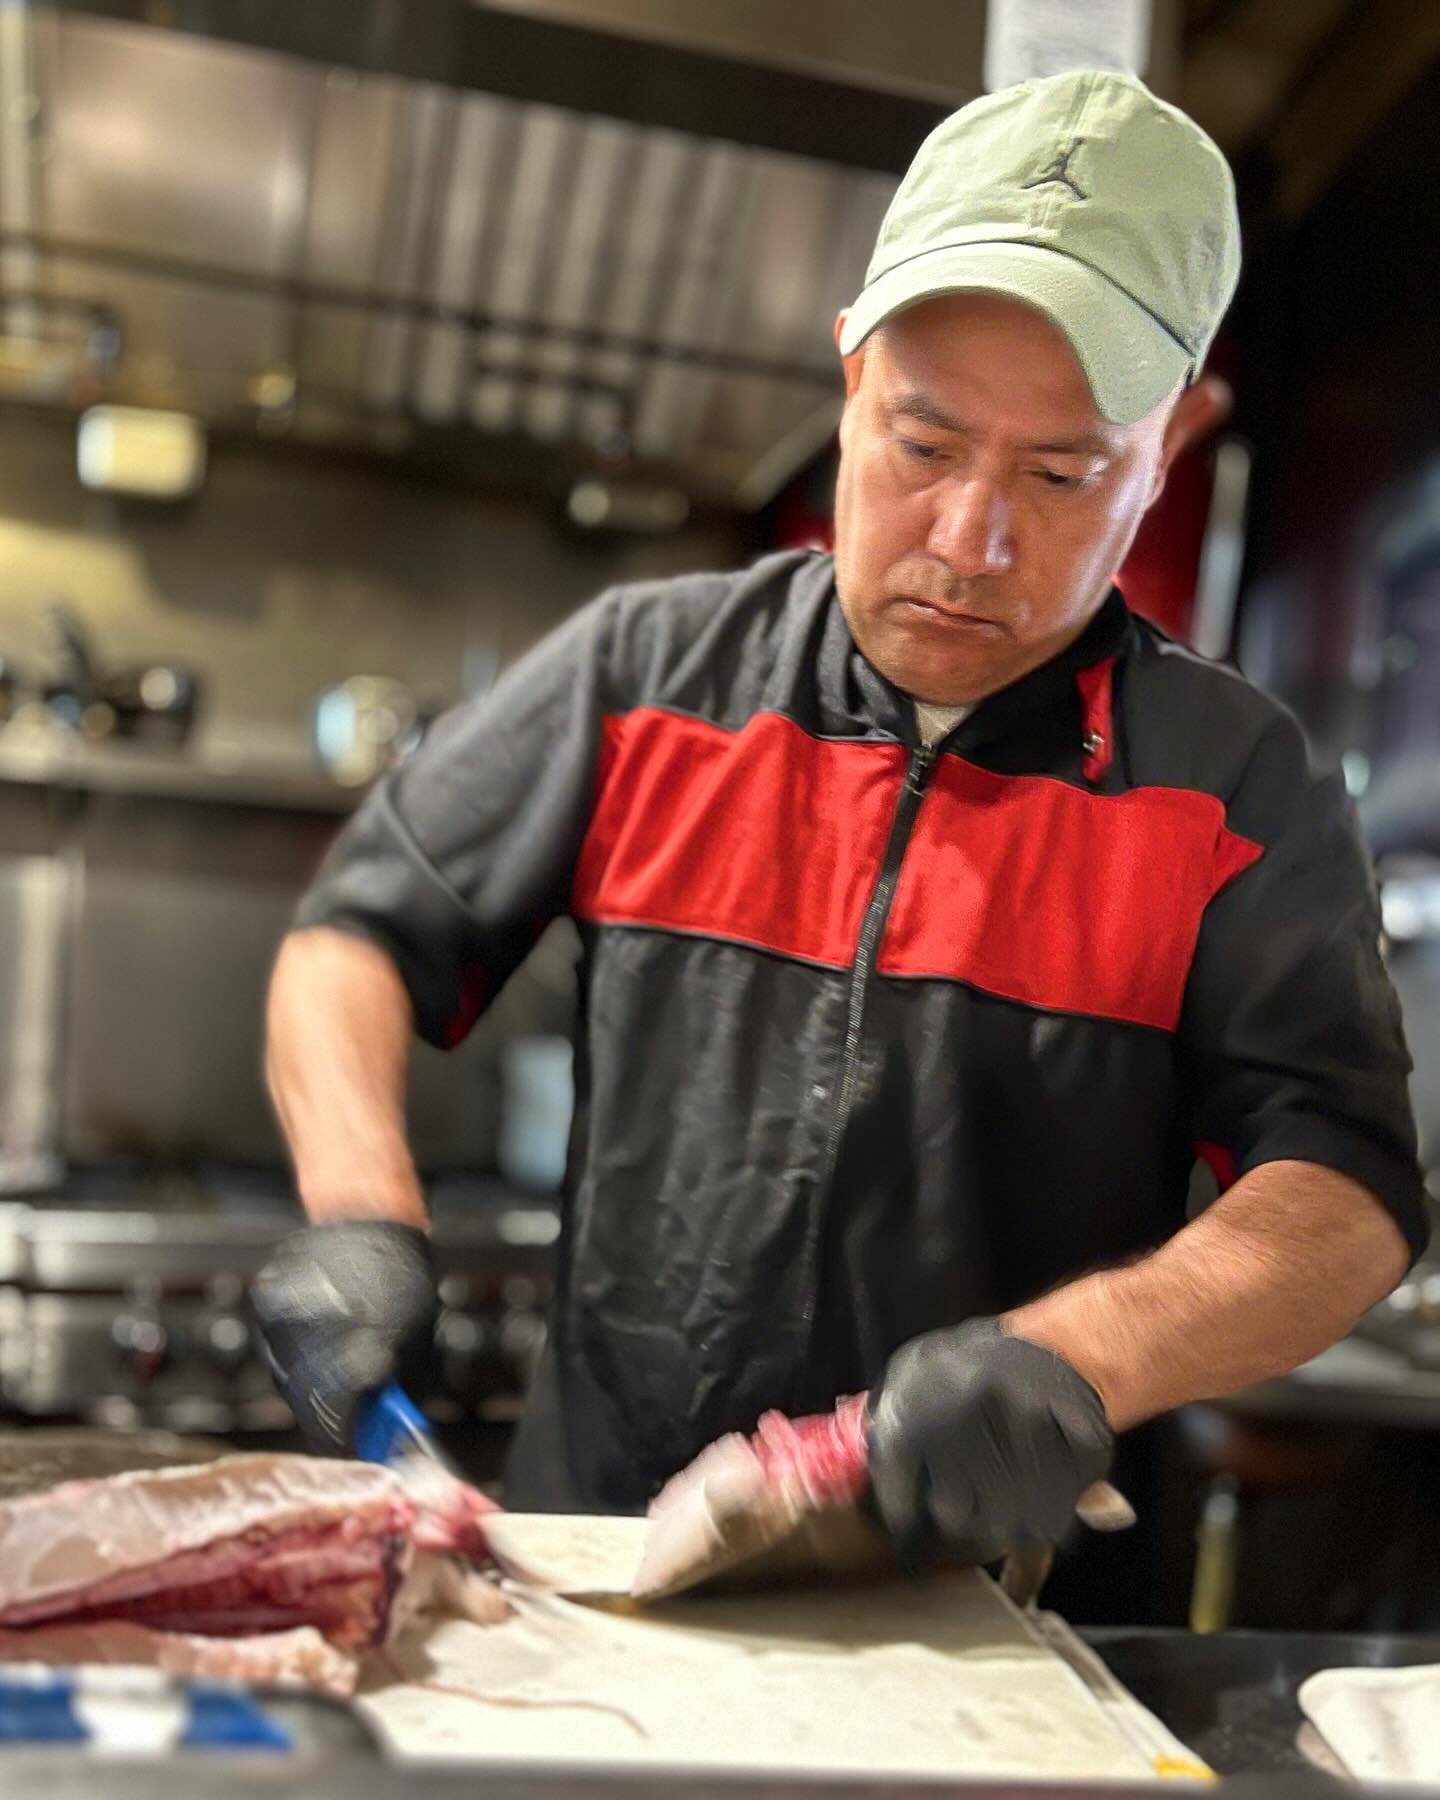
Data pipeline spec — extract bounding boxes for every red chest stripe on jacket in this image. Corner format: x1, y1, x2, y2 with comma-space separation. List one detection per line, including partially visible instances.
572, 709, 904, 967
879, 757, 1262, 1030
572, 707, 1263, 1029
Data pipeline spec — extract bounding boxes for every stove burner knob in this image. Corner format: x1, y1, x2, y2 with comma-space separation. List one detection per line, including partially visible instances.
437, 1309, 486, 1355
206, 1272, 246, 1310
436, 1308, 494, 1398
203, 1311, 252, 1374
112, 1309, 168, 1387
498, 1309, 546, 1388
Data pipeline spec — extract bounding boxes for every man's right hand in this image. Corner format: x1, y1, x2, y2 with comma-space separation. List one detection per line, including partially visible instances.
251, 1221, 438, 1455
867, 1317, 1113, 1569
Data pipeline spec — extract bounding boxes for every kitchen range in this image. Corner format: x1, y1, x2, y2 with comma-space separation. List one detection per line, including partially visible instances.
0, 1175, 556, 1450
0, 685, 565, 1474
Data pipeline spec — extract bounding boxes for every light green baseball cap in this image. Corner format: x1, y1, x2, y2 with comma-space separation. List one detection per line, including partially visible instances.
839, 69, 1241, 424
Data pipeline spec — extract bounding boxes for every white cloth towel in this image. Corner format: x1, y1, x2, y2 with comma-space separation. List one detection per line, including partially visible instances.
1298, 1665, 1440, 1785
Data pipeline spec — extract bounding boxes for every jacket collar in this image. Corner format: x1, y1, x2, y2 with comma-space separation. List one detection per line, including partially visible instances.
815, 555, 1135, 752
947, 586, 1133, 756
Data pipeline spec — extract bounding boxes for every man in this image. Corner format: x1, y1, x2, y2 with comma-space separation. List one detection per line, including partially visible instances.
255, 71, 1426, 1578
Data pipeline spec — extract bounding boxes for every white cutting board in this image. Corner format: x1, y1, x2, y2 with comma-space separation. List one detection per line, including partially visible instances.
360, 1564, 1209, 1783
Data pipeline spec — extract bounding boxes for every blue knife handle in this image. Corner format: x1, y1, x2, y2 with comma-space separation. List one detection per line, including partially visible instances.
354, 1381, 432, 1467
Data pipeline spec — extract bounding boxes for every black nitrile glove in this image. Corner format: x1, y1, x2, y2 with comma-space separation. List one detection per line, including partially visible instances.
867, 1316, 1113, 1568
251, 1221, 438, 1455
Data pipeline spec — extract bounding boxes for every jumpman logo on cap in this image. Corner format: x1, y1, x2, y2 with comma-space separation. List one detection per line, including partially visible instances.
1020, 142, 1087, 201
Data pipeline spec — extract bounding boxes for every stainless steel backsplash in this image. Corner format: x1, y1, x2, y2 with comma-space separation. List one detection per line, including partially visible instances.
0, 414, 737, 1179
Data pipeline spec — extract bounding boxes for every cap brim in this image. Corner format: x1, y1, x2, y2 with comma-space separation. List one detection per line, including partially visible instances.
837, 241, 1190, 425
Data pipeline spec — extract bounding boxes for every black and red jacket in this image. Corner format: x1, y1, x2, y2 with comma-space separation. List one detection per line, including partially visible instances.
298, 550, 1426, 1510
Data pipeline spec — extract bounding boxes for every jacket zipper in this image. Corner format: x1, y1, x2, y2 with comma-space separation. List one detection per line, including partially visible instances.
827, 741, 937, 1142
799, 741, 937, 1389
831, 745, 936, 1137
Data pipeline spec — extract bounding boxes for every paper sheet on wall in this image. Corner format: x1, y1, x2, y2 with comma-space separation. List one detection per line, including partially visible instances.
984, 0, 1151, 91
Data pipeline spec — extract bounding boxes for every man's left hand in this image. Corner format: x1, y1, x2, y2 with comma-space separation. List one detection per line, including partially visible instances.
867, 1316, 1113, 1567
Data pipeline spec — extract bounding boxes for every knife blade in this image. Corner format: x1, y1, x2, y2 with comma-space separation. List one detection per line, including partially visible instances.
629, 1399, 1134, 1604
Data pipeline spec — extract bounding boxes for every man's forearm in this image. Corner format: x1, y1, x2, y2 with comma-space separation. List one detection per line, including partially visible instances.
1005, 1160, 1410, 1432
265, 927, 427, 1229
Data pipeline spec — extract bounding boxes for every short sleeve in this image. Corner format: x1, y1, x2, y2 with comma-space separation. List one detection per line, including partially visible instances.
1179, 711, 1429, 1264
295, 592, 616, 1048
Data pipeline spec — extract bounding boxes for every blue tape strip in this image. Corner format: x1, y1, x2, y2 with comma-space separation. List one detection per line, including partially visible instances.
182, 1687, 294, 1753
0, 1675, 86, 1744
0, 1672, 294, 1752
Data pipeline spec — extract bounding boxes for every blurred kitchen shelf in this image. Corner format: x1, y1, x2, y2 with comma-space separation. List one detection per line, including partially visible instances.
1226, 1335, 1440, 1431
0, 732, 359, 813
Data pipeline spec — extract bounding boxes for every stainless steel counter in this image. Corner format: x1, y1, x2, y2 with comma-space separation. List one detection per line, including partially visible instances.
1087, 1628, 1440, 1775
1229, 1339, 1440, 1431
2, 1629, 1436, 1791
0, 1761, 1369, 1800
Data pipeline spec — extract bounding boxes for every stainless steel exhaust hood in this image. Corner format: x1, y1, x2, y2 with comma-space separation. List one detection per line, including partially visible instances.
0, 3, 959, 509
4, 1, 1188, 509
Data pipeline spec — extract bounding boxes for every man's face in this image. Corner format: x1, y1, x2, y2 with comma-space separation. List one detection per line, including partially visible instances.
832, 293, 1183, 706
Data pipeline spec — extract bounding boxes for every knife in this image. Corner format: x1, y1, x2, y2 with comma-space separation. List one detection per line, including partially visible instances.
354, 1382, 496, 1559
628, 1400, 1134, 1605
474, 1406, 1133, 1605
